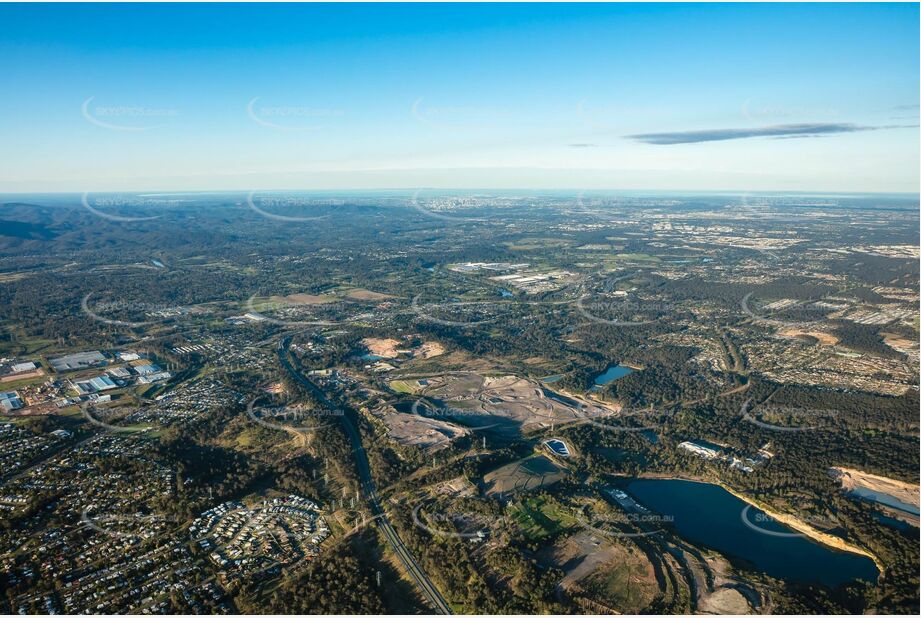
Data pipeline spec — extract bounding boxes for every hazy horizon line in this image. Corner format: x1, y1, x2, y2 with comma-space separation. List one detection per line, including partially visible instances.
2, 188, 919, 199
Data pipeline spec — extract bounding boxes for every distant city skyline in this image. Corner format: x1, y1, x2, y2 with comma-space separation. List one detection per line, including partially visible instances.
0, 2, 918, 193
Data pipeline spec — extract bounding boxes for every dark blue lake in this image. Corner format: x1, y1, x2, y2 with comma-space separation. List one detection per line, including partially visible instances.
593, 364, 634, 387
626, 479, 879, 588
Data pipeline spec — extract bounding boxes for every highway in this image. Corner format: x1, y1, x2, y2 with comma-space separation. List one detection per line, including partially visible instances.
277, 337, 452, 615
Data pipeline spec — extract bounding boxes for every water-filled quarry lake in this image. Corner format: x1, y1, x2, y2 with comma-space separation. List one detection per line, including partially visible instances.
593, 364, 634, 386
626, 478, 879, 588
849, 486, 919, 516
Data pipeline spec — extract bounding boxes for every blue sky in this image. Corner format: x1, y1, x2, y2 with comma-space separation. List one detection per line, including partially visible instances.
0, 2, 918, 193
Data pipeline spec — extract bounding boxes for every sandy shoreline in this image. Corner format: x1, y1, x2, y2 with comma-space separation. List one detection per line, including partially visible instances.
632, 474, 884, 574
717, 483, 884, 573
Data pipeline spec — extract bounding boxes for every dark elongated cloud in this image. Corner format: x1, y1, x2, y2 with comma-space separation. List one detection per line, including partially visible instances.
626, 122, 914, 145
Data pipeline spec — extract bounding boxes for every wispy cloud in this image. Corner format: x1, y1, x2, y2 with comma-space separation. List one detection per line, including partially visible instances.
568, 143, 600, 148
626, 122, 916, 145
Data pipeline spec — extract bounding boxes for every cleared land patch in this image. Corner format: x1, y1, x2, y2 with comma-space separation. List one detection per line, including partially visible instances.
345, 288, 396, 301
538, 529, 658, 613
831, 467, 919, 506
363, 338, 402, 358
409, 371, 614, 434
483, 455, 565, 496
780, 328, 839, 346
376, 410, 469, 452
276, 293, 338, 305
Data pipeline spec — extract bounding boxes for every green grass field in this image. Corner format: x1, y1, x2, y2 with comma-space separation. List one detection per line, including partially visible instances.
508, 496, 576, 541
504, 238, 571, 250
389, 380, 420, 394
613, 253, 660, 262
